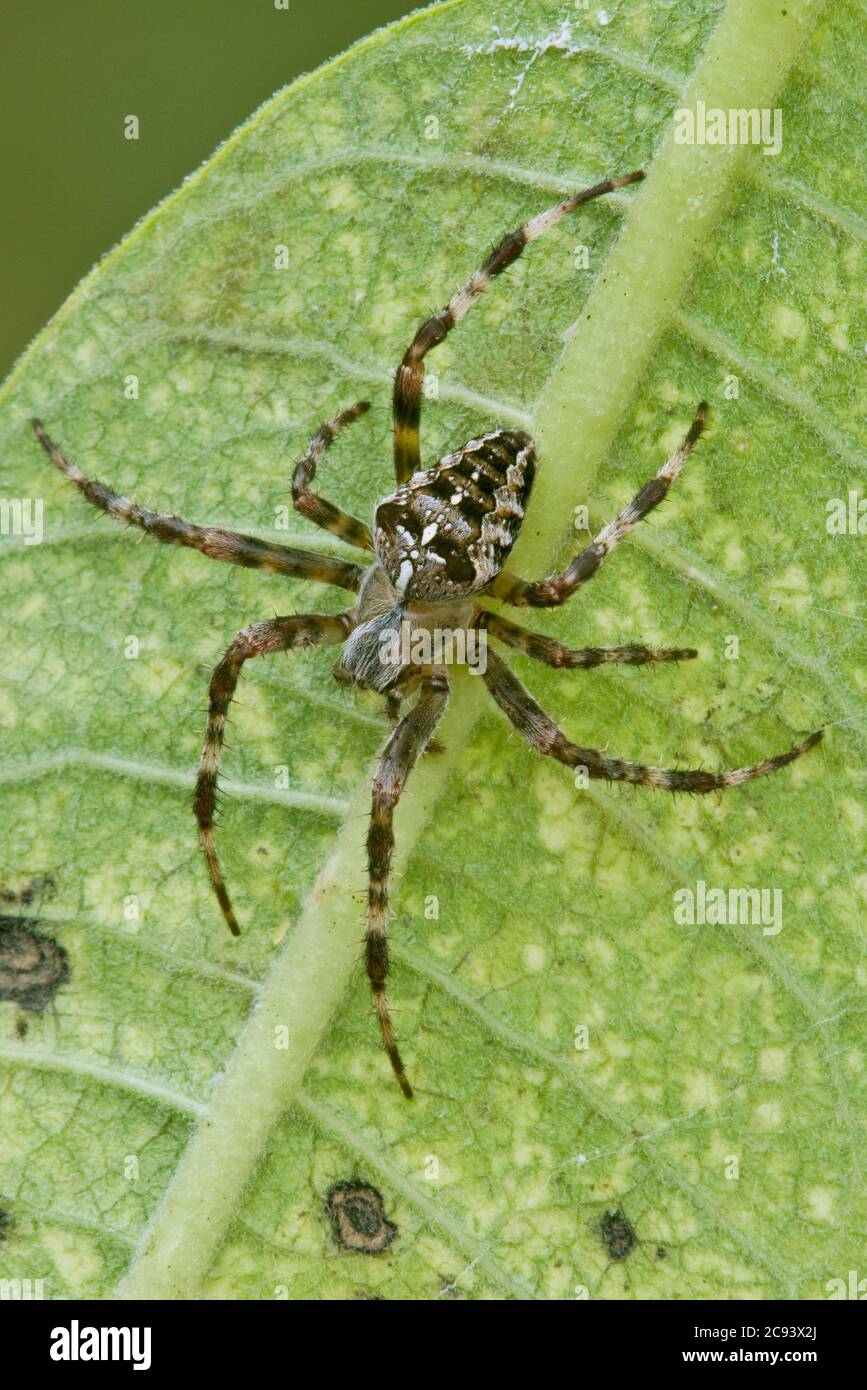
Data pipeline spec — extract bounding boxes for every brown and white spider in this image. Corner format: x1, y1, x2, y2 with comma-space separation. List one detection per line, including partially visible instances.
33, 170, 822, 1099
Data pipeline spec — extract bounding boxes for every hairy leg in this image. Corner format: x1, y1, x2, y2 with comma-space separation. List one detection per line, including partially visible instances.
482, 648, 822, 792
392, 171, 644, 484
488, 402, 707, 608
32, 420, 364, 592
194, 611, 355, 935
292, 401, 374, 550
384, 677, 445, 752
367, 669, 450, 1097
475, 609, 697, 669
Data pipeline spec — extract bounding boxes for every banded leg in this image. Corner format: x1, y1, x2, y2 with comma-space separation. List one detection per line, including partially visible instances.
195, 611, 355, 936
475, 610, 697, 670
292, 401, 374, 550
488, 402, 707, 608
392, 170, 644, 484
384, 679, 445, 753
32, 420, 363, 592
483, 649, 822, 793
368, 670, 450, 1097
384, 690, 402, 730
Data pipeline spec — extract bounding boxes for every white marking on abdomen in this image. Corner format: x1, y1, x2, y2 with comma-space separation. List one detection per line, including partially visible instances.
396, 559, 414, 596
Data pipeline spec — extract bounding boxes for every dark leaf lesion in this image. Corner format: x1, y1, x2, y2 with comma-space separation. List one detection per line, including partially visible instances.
326, 1180, 397, 1255
0, 877, 69, 1031
601, 1209, 637, 1261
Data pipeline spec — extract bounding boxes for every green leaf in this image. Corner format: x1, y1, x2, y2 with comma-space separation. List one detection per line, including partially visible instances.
0, 0, 863, 1300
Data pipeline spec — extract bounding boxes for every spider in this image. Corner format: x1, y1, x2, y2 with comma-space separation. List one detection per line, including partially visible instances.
33, 170, 822, 1099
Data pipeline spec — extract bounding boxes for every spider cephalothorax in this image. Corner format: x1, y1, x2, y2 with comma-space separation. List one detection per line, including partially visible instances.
33, 169, 822, 1099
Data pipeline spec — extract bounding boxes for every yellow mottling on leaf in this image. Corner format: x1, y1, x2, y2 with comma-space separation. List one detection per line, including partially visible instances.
771, 302, 808, 347
801, 1188, 835, 1223
839, 796, 865, 837
755, 1100, 783, 1129
522, 942, 547, 972
42, 1227, 103, 1287
682, 1070, 721, 1111
759, 1046, 787, 1077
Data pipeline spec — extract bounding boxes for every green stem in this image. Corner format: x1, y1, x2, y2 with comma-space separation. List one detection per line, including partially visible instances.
524, 0, 823, 573
116, 0, 824, 1299
117, 693, 484, 1297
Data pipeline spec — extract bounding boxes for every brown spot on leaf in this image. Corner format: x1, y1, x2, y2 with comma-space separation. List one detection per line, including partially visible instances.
0, 919, 70, 1014
601, 1209, 637, 1261
326, 1181, 396, 1255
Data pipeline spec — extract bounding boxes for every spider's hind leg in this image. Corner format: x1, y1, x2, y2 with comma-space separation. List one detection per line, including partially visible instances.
384, 681, 444, 752
367, 669, 450, 1097
195, 611, 355, 935
384, 690, 402, 730
475, 610, 697, 670
482, 648, 822, 793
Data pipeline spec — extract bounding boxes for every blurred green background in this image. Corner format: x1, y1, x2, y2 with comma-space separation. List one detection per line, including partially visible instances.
1, 0, 422, 379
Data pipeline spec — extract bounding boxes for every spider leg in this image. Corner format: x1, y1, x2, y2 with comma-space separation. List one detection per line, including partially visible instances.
384, 682, 444, 754
482, 648, 822, 792
367, 668, 450, 1097
32, 420, 364, 592
474, 609, 697, 670
194, 611, 355, 936
488, 402, 707, 608
392, 170, 644, 485
384, 690, 402, 729
292, 401, 374, 550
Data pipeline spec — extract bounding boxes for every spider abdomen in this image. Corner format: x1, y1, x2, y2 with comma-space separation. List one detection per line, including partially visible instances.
373, 429, 536, 601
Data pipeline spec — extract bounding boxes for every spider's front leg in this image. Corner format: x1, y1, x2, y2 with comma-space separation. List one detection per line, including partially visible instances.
391, 170, 644, 484
195, 611, 355, 936
482, 648, 822, 793
488, 402, 707, 609
367, 668, 450, 1098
